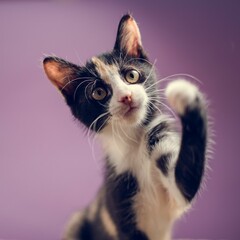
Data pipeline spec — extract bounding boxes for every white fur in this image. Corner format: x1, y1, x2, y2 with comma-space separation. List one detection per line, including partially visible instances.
165, 79, 199, 115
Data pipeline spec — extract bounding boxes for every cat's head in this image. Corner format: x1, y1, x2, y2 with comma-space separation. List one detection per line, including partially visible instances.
43, 14, 158, 133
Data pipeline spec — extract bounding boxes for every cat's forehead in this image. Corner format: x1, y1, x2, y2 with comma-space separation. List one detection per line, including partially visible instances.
81, 52, 152, 86
91, 56, 119, 84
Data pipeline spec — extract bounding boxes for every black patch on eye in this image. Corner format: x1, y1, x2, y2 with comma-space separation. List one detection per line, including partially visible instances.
67, 77, 111, 132
157, 153, 171, 176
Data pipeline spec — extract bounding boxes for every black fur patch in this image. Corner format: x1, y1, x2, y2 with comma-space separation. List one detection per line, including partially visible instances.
66, 75, 111, 132
76, 219, 94, 240
175, 105, 207, 202
147, 121, 169, 152
105, 165, 149, 239
157, 153, 171, 176
129, 231, 149, 240
75, 207, 114, 240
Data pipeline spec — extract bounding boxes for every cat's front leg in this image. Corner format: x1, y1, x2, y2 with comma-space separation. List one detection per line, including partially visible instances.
147, 80, 208, 208
146, 116, 186, 210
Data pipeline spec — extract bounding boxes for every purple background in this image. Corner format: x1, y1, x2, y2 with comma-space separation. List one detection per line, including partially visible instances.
1, 1, 240, 239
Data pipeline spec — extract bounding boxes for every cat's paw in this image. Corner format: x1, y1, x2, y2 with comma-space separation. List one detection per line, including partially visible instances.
165, 80, 199, 115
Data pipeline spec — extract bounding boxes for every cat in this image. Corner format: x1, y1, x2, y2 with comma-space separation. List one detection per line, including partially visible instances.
43, 14, 208, 240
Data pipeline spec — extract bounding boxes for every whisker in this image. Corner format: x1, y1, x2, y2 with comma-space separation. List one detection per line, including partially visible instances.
165, 73, 203, 84
118, 121, 138, 144
73, 79, 93, 101
84, 82, 95, 103
90, 79, 97, 94
110, 106, 124, 116
146, 88, 166, 93
145, 80, 163, 91
87, 111, 110, 148
88, 112, 110, 136
61, 77, 93, 92
145, 73, 202, 91
148, 96, 167, 101
114, 121, 128, 146
111, 120, 120, 154
154, 100, 177, 119
98, 102, 107, 108
90, 116, 111, 168
148, 102, 163, 115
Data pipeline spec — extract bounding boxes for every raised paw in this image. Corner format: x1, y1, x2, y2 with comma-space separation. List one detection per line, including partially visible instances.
165, 79, 199, 115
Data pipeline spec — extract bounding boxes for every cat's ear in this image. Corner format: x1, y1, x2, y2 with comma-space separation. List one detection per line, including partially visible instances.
114, 14, 147, 59
43, 56, 80, 97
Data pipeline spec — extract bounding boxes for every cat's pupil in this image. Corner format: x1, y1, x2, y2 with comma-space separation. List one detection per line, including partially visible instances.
130, 73, 134, 79
125, 70, 140, 84
97, 90, 102, 95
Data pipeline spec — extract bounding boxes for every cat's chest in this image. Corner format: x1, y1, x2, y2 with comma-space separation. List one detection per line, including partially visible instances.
105, 137, 174, 239
100, 130, 149, 175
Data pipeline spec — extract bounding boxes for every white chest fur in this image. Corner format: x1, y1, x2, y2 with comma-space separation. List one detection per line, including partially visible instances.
99, 124, 149, 175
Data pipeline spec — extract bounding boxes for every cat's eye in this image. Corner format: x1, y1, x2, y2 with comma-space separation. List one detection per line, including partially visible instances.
125, 70, 140, 84
92, 87, 107, 101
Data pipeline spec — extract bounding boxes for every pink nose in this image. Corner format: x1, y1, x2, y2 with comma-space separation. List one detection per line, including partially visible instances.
119, 95, 132, 105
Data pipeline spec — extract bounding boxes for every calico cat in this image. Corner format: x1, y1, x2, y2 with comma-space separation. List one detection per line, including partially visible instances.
43, 14, 208, 240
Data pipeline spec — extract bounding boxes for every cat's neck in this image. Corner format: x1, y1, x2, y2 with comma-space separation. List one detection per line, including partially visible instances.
98, 124, 146, 174
99, 123, 143, 153
99, 123, 143, 148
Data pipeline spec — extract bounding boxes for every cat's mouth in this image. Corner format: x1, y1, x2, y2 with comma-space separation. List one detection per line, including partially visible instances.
110, 99, 146, 125
123, 106, 139, 117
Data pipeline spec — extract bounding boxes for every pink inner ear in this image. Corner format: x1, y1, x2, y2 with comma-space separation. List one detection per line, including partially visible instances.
130, 38, 140, 57
122, 17, 142, 57
44, 61, 69, 89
